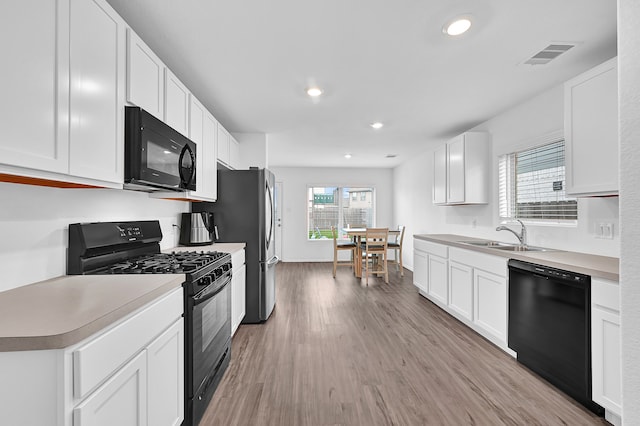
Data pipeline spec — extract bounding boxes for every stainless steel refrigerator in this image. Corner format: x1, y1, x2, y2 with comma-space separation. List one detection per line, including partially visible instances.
193, 168, 277, 323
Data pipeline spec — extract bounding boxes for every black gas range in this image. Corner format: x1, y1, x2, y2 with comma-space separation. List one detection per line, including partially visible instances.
67, 220, 232, 426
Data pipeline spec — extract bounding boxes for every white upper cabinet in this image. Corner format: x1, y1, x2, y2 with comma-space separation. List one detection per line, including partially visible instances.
564, 57, 618, 196
126, 28, 164, 120
164, 69, 190, 137
0, 0, 124, 187
202, 112, 219, 200
433, 132, 490, 205
230, 135, 241, 169
0, 1, 69, 174
188, 95, 217, 201
68, 0, 125, 184
217, 125, 231, 166
433, 145, 447, 204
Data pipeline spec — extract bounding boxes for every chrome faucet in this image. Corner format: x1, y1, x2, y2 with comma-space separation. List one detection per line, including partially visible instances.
496, 219, 527, 247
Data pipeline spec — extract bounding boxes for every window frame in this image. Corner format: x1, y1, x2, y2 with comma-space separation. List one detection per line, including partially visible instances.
498, 131, 578, 225
306, 185, 377, 241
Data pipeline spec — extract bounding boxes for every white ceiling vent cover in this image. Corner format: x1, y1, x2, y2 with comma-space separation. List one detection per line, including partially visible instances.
523, 43, 576, 65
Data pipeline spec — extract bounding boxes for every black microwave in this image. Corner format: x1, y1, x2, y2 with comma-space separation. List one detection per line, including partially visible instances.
124, 106, 196, 191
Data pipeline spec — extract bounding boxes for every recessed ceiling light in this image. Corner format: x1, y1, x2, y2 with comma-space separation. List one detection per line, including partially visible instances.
344, 153, 352, 159
444, 17, 472, 36
307, 87, 323, 97
370, 122, 384, 129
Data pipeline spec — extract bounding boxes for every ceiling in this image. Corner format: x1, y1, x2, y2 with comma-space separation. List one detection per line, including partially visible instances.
106, 0, 617, 168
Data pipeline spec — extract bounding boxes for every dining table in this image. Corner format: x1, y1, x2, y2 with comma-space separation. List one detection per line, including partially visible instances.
342, 228, 401, 278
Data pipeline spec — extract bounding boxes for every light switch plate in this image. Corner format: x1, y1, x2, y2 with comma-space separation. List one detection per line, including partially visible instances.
596, 222, 614, 239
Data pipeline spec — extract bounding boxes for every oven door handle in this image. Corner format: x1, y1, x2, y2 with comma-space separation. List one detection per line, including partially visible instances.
193, 277, 230, 306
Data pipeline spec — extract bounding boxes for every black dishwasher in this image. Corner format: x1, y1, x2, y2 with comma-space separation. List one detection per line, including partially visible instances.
508, 259, 603, 415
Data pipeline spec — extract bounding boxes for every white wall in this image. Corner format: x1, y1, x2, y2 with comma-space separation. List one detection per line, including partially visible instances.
233, 132, 267, 169
619, 0, 640, 422
270, 167, 394, 262
0, 183, 188, 292
394, 81, 620, 272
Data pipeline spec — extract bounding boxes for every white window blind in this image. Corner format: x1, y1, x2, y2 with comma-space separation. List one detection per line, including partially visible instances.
499, 140, 577, 221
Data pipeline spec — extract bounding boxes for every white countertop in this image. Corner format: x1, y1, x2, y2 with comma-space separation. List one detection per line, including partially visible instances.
414, 234, 619, 281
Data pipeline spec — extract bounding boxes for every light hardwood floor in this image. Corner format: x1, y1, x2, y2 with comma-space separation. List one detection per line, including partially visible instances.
202, 262, 606, 426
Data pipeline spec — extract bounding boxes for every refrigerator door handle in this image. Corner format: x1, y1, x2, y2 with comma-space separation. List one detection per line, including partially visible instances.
266, 256, 280, 267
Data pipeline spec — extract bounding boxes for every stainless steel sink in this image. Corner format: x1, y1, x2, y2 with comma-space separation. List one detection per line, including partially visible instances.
456, 240, 553, 252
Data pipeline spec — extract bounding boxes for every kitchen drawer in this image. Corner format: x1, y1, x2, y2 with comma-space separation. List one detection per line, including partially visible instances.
449, 247, 508, 277
231, 249, 245, 267
592, 277, 620, 312
414, 239, 448, 258
73, 287, 182, 400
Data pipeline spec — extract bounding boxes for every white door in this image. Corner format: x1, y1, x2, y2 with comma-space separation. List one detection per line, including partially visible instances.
274, 181, 283, 259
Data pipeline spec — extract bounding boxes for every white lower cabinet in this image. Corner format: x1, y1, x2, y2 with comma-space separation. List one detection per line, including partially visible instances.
147, 319, 185, 426
427, 254, 448, 306
412, 249, 428, 294
73, 350, 148, 426
448, 260, 473, 321
0, 287, 184, 426
413, 239, 448, 307
231, 249, 247, 335
413, 238, 509, 352
591, 278, 622, 424
473, 268, 507, 342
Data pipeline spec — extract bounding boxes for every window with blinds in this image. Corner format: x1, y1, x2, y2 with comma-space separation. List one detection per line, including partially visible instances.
499, 139, 577, 221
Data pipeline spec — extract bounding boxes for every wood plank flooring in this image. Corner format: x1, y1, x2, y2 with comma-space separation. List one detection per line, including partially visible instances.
201, 262, 606, 426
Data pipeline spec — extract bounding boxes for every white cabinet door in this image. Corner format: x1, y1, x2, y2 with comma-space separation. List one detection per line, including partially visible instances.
433, 145, 447, 204
188, 96, 217, 201
164, 69, 189, 136
230, 136, 240, 169
473, 269, 507, 342
73, 350, 148, 426
448, 260, 473, 321
592, 277, 622, 416
148, 318, 184, 426
432, 132, 489, 205
217, 125, 230, 165
565, 58, 618, 196
413, 250, 428, 294
0, 1, 69, 174
447, 135, 465, 203
592, 306, 621, 415
427, 255, 448, 306
202, 112, 219, 200
189, 95, 204, 194
232, 264, 247, 335
126, 29, 164, 120
68, 0, 124, 184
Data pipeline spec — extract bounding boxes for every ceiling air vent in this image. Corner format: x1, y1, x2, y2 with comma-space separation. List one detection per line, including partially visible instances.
523, 43, 576, 65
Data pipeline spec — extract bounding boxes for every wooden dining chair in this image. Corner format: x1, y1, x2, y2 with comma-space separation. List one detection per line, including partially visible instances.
361, 228, 389, 285
388, 225, 405, 276
332, 226, 356, 277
